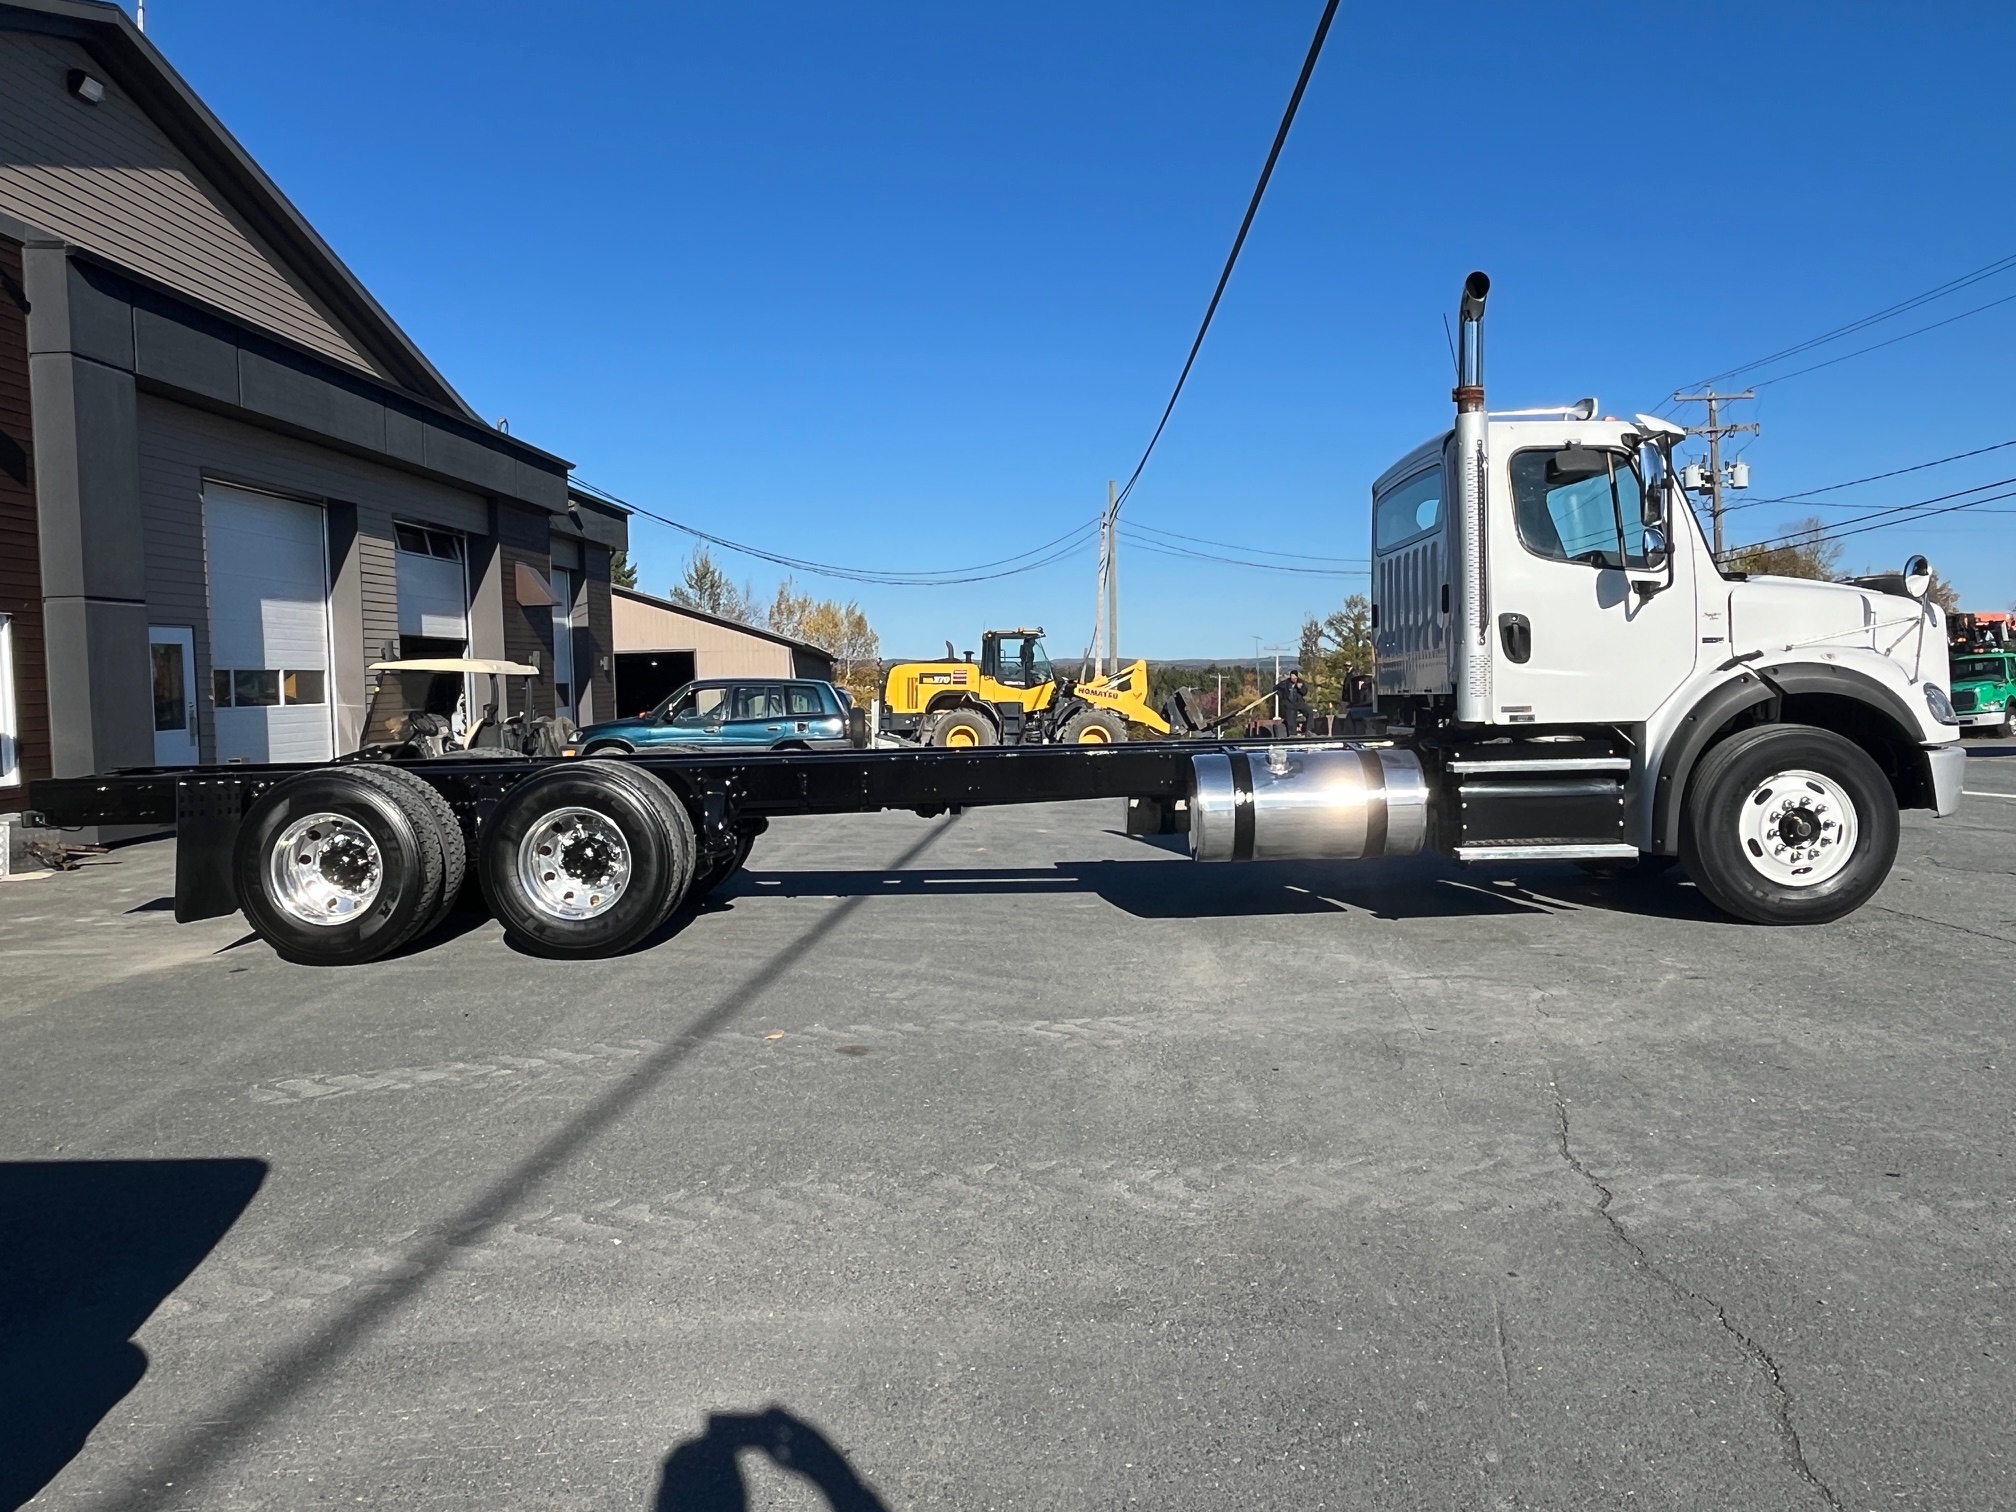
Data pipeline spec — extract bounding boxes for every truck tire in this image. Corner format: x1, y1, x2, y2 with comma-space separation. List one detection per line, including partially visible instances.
1999, 706, 2016, 739
478, 761, 695, 957
233, 768, 446, 966
1061, 709, 1127, 745
348, 764, 469, 933
1679, 723, 1899, 925
928, 709, 996, 748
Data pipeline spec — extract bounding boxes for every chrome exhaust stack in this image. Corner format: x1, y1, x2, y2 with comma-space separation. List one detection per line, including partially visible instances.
1452, 271, 1491, 724
1189, 745, 1429, 862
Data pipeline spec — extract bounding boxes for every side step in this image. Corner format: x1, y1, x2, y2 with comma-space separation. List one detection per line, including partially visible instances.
1440, 735, 1633, 859
1453, 841, 1638, 862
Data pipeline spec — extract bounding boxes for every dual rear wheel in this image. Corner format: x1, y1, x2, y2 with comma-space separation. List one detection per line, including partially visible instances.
235, 760, 709, 964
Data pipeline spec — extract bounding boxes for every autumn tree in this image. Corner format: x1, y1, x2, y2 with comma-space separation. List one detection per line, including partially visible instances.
1722, 517, 1842, 580
767, 578, 883, 704
1298, 592, 1375, 707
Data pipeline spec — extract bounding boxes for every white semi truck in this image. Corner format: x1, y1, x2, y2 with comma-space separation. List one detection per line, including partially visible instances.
30, 273, 1966, 962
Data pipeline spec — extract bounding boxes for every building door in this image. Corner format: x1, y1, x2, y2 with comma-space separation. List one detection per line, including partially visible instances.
149, 626, 200, 766
204, 484, 334, 764
0, 612, 19, 790
550, 567, 575, 723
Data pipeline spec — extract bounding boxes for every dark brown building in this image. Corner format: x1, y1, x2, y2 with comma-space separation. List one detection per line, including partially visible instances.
0, 0, 624, 822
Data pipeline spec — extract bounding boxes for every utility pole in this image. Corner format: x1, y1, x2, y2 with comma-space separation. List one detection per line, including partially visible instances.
1106, 479, 1120, 678
1672, 389, 1759, 559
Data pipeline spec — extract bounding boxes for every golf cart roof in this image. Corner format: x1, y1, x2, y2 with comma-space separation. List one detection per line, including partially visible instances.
368, 658, 540, 675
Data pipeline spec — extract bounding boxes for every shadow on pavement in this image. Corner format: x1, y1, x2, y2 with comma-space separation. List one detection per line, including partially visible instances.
652, 1407, 889, 1511
725, 853, 1727, 923
0, 1159, 267, 1511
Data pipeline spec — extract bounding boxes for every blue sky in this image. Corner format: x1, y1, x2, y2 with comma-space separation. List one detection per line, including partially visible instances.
147, 0, 2016, 658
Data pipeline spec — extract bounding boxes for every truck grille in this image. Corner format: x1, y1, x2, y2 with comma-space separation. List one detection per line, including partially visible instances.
1953, 689, 1978, 713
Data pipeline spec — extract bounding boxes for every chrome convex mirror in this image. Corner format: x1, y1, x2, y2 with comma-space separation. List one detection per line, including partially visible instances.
1903, 554, 1932, 599
1641, 525, 1670, 570
1636, 439, 1669, 527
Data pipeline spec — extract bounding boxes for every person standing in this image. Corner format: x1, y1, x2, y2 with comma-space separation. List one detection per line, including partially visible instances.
1273, 669, 1313, 736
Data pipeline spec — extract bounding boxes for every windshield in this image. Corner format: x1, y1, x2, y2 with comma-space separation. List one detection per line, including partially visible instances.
1951, 656, 2012, 683
1511, 448, 1648, 569
994, 637, 1054, 689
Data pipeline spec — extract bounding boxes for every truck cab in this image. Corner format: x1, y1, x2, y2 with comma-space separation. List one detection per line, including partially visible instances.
1362, 272, 1963, 923
1949, 650, 2016, 736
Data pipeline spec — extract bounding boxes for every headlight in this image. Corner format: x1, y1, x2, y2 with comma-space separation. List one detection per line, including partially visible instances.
1923, 683, 1959, 726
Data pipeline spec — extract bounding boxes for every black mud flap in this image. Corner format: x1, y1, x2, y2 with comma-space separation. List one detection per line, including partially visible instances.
174, 777, 249, 923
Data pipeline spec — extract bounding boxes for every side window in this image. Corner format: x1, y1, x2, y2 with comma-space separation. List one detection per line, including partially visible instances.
669, 686, 727, 726
786, 685, 823, 716
1510, 448, 1646, 569
1374, 468, 1443, 552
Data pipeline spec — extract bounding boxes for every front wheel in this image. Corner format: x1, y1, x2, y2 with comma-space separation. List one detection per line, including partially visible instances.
1679, 724, 1899, 925
1999, 707, 2016, 739
1061, 709, 1127, 745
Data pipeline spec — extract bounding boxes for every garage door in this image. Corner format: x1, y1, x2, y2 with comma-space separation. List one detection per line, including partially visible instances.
395, 523, 468, 646
204, 484, 333, 764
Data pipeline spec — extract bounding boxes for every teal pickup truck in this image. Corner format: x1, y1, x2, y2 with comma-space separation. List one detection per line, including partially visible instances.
1950, 651, 2016, 737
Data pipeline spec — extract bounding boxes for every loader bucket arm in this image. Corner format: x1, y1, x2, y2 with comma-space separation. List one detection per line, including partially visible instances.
1079, 659, 1170, 735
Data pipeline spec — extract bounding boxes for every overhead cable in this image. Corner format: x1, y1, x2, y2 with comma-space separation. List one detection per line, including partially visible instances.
1128, 518, 1367, 563
1679, 249, 2016, 392
1108, 0, 1341, 517
1119, 527, 1366, 576
1736, 472, 2016, 553
1722, 437, 2016, 515
574, 479, 1099, 586
1750, 290, 2016, 389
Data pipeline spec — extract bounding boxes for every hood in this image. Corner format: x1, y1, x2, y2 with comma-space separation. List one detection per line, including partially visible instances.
1728, 575, 1943, 686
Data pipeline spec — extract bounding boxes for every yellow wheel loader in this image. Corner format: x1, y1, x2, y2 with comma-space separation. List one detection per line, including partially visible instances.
879, 628, 1168, 747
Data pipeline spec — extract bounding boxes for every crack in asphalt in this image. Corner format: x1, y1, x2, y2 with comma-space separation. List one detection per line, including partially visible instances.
1865, 903, 2016, 946
1548, 1080, 1845, 1512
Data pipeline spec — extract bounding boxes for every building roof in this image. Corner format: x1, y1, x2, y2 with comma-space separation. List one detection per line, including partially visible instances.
0, 0, 483, 421
613, 586, 837, 665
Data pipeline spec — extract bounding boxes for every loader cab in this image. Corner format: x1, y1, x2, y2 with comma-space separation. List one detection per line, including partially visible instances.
980, 629, 1055, 690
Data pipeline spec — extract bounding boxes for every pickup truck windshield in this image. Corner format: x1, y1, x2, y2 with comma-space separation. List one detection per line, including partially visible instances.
1952, 656, 2012, 682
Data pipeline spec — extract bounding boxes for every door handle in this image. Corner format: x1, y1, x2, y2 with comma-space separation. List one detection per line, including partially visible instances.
1498, 613, 1532, 664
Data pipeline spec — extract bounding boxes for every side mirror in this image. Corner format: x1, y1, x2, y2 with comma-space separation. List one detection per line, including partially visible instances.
1636, 439, 1669, 527
1641, 525, 1670, 570
1903, 554, 1932, 600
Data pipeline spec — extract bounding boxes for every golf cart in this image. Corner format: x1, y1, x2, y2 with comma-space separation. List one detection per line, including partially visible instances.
361, 658, 576, 758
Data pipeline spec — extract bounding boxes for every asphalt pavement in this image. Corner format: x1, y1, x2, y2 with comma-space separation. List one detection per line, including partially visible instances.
2, 738, 2013, 1512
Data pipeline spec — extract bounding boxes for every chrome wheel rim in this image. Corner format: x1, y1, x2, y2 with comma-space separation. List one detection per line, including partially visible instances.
1737, 768, 1857, 887
516, 807, 630, 920
270, 812, 383, 926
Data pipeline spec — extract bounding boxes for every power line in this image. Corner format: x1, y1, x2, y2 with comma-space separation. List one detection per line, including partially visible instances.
1128, 518, 1366, 563
1680, 249, 2016, 392
575, 480, 1099, 586
1736, 472, 2016, 553
1751, 290, 2016, 389
1108, 0, 1340, 518
1119, 527, 1366, 576
1722, 437, 2016, 514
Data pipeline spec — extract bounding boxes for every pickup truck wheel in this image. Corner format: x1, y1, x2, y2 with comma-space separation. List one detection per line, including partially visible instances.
234, 769, 445, 965
478, 762, 694, 957
1061, 709, 1128, 745
928, 710, 996, 748
1680, 724, 1898, 925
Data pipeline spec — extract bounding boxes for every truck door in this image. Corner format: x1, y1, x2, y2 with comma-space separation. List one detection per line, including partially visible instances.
1486, 440, 1697, 724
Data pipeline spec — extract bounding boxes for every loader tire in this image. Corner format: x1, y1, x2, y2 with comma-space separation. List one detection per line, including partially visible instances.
1061, 709, 1127, 745
928, 709, 997, 749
